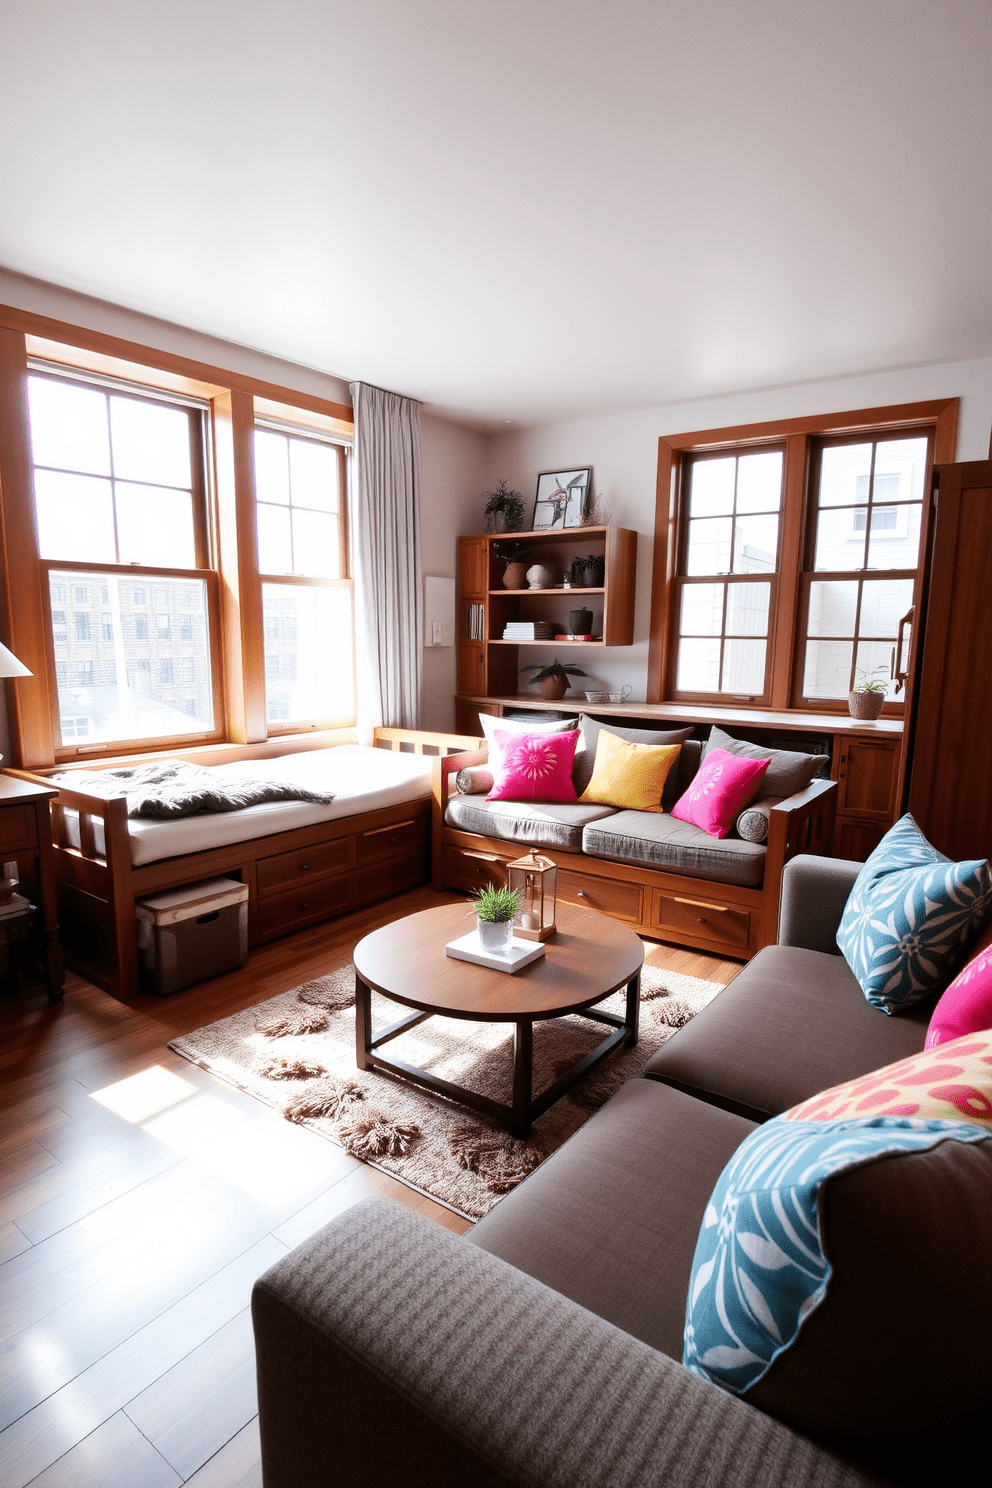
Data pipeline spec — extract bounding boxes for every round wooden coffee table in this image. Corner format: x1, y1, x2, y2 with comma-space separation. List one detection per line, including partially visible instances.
352, 902, 644, 1137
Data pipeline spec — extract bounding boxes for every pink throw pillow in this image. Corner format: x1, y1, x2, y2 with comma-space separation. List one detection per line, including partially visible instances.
926, 936, 992, 1049
671, 747, 769, 839
486, 729, 578, 803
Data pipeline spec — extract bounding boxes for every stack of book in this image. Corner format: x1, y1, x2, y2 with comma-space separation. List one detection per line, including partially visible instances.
502, 621, 557, 640
0, 892, 31, 922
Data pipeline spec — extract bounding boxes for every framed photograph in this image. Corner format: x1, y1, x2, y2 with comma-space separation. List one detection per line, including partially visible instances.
532, 468, 592, 531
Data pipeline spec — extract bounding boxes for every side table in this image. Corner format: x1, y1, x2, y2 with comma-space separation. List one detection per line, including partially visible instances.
0, 776, 64, 1003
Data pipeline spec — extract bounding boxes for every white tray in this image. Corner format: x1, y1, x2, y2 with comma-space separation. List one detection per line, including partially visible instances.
445, 930, 546, 974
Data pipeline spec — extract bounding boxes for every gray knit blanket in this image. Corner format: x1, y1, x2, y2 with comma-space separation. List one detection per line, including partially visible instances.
50, 761, 336, 820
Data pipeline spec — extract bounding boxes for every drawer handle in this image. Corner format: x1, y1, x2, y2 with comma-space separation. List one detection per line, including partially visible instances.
576, 890, 588, 898
299, 863, 311, 871
389, 871, 399, 879
674, 897, 729, 913
300, 901, 311, 910
389, 836, 398, 844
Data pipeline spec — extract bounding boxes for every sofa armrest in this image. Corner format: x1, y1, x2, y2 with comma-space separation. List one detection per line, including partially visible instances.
779, 853, 863, 953
252, 1198, 884, 1488
757, 778, 838, 949
432, 746, 489, 887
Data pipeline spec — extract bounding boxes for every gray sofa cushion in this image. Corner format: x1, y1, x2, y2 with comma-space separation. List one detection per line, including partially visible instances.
469, 1078, 755, 1360
702, 725, 829, 799
582, 809, 766, 888
642, 943, 933, 1121
445, 793, 617, 852
573, 716, 694, 800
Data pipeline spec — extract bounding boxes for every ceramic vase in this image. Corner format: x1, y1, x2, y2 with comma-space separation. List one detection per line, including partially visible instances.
568, 608, 593, 634
502, 561, 528, 589
539, 675, 568, 700
476, 916, 513, 952
526, 564, 553, 589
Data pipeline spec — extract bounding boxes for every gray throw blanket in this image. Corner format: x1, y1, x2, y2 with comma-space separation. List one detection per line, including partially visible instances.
50, 761, 336, 820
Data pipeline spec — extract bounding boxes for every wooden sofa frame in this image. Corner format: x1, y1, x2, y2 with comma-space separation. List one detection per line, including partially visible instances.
432, 747, 837, 961
8, 727, 479, 999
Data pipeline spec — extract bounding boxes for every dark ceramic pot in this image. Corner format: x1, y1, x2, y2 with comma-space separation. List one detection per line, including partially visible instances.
568, 608, 593, 634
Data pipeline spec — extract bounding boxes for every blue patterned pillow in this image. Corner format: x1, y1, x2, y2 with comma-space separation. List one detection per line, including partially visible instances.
683, 1114, 989, 1396
836, 813, 992, 1014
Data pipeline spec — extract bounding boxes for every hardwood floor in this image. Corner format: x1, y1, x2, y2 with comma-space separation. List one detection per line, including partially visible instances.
0, 885, 740, 1487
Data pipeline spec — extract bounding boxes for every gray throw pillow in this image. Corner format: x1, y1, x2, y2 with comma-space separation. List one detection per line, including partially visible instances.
734, 796, 785, 842
455, 765, 494, 794
573, 715, 694, 802
702, 725, 829, 800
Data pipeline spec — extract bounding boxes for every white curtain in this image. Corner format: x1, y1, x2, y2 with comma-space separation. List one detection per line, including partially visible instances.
350, 382, 423, 734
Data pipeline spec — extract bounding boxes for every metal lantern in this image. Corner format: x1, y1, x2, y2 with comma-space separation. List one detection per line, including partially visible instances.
508, 851, 557, 942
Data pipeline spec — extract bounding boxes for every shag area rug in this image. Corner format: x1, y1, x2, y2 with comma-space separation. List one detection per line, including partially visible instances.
169, 963, 725, 1221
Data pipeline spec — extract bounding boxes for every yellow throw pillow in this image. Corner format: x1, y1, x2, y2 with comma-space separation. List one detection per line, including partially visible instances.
579, 730, 680, 811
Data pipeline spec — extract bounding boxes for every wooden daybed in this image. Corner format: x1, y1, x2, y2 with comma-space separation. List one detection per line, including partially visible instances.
8, 727, 479, 999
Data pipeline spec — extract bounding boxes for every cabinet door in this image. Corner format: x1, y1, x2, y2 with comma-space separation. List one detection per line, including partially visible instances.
457, 643, 486, 694
835, 736, 899, 820
459, 537, 488, 599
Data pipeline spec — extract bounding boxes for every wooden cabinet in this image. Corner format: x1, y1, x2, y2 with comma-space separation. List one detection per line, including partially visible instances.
907, 460, 992, 863
0, 778, 63, 1002
831, 734, 900, 857
456, 526, 637, 721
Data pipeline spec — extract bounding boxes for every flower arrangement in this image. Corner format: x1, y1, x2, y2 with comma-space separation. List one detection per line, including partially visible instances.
482, 480, 525, 534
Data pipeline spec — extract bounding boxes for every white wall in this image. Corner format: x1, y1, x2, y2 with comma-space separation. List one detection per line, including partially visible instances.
484, 357, 992, 703
419, 414, 490, 731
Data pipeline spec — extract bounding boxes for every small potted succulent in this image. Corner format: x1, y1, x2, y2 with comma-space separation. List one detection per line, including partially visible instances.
849, 664, 888, 720
520, 657, 587, 701
482, 479, 525, 535
494, 540, 529, 589
471, 882, 523, 953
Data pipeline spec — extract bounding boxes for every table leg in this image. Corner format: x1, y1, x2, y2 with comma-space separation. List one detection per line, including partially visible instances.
511, 1019, 533, 1139
625, 973, 640, 1047
355, 972, 372, 1071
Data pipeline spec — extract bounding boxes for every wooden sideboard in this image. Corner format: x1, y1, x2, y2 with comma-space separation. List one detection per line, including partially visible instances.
454, 694, 904, 860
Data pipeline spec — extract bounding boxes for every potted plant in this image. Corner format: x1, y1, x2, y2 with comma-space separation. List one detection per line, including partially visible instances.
494, 540, 529, 589
849, 664, 888, 720
519, 657, 587, 701
471, 882, 523, 953
482, 480, 525, 535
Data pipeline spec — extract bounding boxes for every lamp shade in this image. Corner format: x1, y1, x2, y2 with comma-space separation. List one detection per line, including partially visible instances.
0, 643, 31, 678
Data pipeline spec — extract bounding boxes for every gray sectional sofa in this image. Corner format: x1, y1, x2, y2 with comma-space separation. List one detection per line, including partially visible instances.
434, 717, 837, 960
252, 854, 988, 1488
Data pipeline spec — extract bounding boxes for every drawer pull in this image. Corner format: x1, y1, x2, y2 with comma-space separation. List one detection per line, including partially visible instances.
299, 863, 311, 871
300, 901, 311, 910
576, 889, 588, 898
674, 897, 728, 913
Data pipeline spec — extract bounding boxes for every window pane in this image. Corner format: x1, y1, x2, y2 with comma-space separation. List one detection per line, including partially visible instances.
263, 584, 355, 724
733, 513, 778, 573
253, 430, 290, 504
115, 483, 196, 567
676, 637, 721, 692
859, 578, 914, 637
855, 639, 896, 700
680, 583, 724, 636
722, 639, 766, 694
735, 452, 782, 513
803, 638, 854, 698
872, 437, 928, 503
289, 439, 338, 512
27, 377, 111, 476
808, 579, 858, 637
257, 504, 293, 573
814, 507, 868, 571
688, 458, 735, 517
291, 510, 339, 577
866, 503, 921, 570
686, 516, 732, 575
109, 396, 191, 487
725, 582, 770, 637
33, 470, 116, 562
818, 443, 871, 507
50, 570, 213, 745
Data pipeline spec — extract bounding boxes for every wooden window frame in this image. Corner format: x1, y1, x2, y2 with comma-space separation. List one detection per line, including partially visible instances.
647, 399, 958, 714
0, 307, 353, 769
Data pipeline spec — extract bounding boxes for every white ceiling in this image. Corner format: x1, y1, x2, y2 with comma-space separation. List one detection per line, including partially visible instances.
1, 1, 990, 429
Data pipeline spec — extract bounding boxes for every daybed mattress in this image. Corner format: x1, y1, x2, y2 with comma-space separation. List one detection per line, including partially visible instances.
62, 746, 434, 866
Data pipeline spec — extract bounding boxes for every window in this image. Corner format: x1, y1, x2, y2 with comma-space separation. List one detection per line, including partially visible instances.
26, 371, 216, 749
674, 449, 783, 700
253, 426, 355, 728
651, 401, 955, 714
799, 435, 928, 703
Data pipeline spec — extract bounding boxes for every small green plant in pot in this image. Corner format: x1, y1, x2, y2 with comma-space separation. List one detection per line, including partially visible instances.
472, 883, 523, 953
849, 664, 888, 720
520, 657, 586, 701
482, 480, 525, 535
